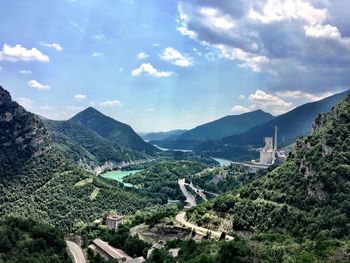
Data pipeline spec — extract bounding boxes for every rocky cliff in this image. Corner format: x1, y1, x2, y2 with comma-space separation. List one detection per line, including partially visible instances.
0, 86, 51, 174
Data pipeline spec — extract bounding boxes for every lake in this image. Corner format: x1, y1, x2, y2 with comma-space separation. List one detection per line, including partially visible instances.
212, 157, 233, 167
153, 145, 194, 152
101, 170, 142, 187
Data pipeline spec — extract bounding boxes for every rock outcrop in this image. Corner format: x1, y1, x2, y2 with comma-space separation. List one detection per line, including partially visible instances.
0, 85, 51, 169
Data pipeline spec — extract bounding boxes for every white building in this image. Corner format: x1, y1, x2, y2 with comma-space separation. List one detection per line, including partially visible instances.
259, 126, 278, 165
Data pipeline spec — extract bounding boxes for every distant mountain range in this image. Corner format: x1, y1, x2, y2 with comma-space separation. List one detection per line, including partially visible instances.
150, 110, 274, 150
140, 129, 187, 142
197, 90, 349, 160
148, 91, 349, 160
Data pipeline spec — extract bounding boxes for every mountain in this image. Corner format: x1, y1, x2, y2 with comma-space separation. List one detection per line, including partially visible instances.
43, 119, 145, 170
189, 92, 350, 239
0, 86, 160, 230
150, 110, 274, 150
196, 90, 349, 160
0, 86, 51, 175
140, 129, 187, 141
70, 107, 158, 154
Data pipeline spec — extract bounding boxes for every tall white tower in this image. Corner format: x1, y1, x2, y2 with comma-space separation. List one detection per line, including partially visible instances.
274, 125, 278, 151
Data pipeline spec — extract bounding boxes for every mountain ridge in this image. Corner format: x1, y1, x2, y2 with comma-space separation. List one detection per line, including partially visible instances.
70, 107, 159, 154
150, 109, 274, 150
196, 90, 349, 160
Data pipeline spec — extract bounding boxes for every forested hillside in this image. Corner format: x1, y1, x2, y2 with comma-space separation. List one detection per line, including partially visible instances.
190, 93, 350, 239
43, 119, 145, 169
0, 86, 161, 230
70, 107, 159, 154
0, 217, 70, 262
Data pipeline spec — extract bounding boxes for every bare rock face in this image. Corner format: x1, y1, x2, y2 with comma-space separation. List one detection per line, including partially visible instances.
0, 87, 12, 106
0, 85, 51, 162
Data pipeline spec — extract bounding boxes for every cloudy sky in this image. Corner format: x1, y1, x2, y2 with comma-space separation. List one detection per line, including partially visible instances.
0, 0, 349, 132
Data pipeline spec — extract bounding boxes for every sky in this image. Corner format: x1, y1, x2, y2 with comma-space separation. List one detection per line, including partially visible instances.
0, 0, 349, 132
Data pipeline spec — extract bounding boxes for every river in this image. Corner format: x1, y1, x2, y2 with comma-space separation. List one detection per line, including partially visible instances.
212, 157, 233, 167
101, 170, 142, 187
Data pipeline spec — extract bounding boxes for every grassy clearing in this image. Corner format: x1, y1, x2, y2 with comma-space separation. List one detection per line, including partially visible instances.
90, 187, 100, 200
74, 178, 93, 187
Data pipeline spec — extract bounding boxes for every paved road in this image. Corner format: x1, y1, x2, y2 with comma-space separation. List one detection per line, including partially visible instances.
175, 212, 234, 240
178, 179, 196, 207
185, 182, 208, 201
66, 241, 86, 263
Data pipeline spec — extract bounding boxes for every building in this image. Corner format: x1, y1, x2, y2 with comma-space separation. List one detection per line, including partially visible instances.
259, 126, 278, 165
89, 239, 133, 262
88, 239, 145, 262
106, 214, 123, 230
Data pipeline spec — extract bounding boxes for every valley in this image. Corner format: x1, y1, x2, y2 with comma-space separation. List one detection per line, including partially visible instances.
0, 85, 350, 263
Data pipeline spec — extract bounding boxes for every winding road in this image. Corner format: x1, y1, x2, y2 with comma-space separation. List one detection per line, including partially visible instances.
177, 178, 233, 241
66, 241, 86, 263
175, 212, 234, 240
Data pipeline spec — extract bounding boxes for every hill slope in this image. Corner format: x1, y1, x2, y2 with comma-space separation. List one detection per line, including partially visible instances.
0, 86, 160, 230
150, 110, 274, 150
197, 90, 349, 160
70, 107, 158, 154
189, 93, 350, 239
43, 119, 144, 170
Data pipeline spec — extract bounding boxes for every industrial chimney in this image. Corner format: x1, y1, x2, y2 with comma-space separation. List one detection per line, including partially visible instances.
274, 125, 278, 150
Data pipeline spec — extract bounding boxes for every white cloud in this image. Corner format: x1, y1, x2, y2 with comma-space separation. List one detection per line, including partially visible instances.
216, 45, 270, 72
40, 42, 63, 51
94, 34, 105, 40
231, 105, 252, 114
99, 100, 121, 107
146, 108, 156, 112
17, 97, 34, 109
0, 44, 49, 62
132, 63, 174, 78
19, 70, 32, 74
200, 7, 235, 30
159, 47, 193, 67
276, 90, 335, 101
176, 1, 350, 93
231, 90, 293, 115
248, 0, 328, 25
238, 94, 246, 99
137, 52, 149, 60
249, 89, 291, 107
74, 94, 87, 100
92, 52, 103, 57
27, 80, 50, 91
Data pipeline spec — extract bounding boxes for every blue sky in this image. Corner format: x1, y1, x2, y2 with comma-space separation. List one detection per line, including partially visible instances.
0, 0, 349, 132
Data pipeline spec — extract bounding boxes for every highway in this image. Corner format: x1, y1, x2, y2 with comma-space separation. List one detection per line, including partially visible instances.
185, 181, 207, 201
66, 241, 86, 263
175, 212, 233, 240
178, 179, 196, 207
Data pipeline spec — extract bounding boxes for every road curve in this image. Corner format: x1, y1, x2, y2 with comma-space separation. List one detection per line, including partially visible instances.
66, 241, 86, 263
175, 212, 234, 240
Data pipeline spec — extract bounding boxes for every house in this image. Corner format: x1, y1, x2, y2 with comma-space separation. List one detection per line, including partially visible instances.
106, 214, 124, 230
